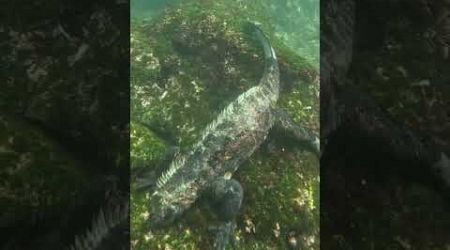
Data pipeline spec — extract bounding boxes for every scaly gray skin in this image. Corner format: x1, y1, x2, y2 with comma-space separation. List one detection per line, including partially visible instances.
149, 22, 280, 247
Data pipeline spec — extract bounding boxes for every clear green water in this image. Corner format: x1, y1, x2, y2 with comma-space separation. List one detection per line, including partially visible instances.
131, 0, 319, 69
131, 0, 176, 21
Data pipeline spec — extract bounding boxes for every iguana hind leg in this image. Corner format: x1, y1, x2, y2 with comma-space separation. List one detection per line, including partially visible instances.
272, 108, 320, 158
207, 178, 243, 250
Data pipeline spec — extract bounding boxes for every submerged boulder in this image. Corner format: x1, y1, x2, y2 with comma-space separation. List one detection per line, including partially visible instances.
130, 1, 319, 249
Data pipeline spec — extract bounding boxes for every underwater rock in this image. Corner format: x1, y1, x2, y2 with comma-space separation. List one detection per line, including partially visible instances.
131, 1, 319, 249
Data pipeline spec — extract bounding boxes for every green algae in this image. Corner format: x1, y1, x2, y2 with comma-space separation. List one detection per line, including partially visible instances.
130, 1, 319, 249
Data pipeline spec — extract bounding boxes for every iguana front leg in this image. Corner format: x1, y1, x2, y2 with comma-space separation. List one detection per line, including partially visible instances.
207, 178, 243, 250
132, 145, 180, 193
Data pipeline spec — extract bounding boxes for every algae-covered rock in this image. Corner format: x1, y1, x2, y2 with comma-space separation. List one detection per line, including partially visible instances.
131, 1, 319, 249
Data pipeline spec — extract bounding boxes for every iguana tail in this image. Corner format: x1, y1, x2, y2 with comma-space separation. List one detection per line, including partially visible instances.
251, 22, 277, 62
248, 22, 280, 100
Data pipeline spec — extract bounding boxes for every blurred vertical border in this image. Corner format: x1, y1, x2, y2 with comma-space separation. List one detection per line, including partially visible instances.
0, 0, 130, 249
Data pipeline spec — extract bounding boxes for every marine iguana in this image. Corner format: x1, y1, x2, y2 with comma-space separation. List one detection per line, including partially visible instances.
147, 22, 318, 249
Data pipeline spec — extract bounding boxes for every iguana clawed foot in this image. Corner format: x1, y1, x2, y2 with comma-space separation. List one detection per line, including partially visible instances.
208, 221, 238, 250
207, 178, 243, 250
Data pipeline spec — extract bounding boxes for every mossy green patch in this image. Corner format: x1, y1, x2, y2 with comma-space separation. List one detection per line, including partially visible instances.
131, 1, 319, 248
